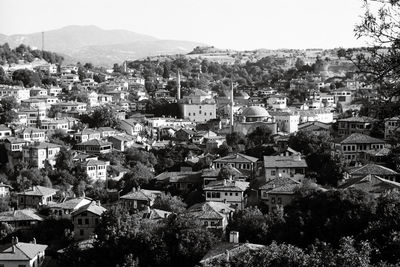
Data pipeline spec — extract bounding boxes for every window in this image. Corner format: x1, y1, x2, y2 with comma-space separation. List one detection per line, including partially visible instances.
85, 218, 89, 224
80, 229, 84, 236
278, 197, 282, 204
235, 193, 238, 196
271, 170, 276, 176
271, 197, 276, 204
78, 218, 82, 225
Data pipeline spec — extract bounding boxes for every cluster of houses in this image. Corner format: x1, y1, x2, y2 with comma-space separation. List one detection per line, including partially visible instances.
0, 59, 399, 266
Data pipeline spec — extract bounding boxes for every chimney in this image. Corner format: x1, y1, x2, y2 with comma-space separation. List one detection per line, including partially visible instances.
96, 200, 101, 206
225, 249, 230, 262
229, 231, 239, 243
32, 238, 36, 244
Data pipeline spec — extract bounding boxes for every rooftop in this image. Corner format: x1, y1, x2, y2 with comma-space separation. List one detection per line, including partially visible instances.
214, 153, 259, 163
0, 242, 47, 261
340, 133, 385, 144
17, 186, 58, 197
263, 155, 308, 168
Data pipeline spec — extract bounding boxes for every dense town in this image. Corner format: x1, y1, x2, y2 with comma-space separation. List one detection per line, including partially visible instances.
1, 1, 400, 266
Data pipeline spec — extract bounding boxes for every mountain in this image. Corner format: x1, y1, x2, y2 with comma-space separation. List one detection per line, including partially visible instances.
0, 25, 205, 66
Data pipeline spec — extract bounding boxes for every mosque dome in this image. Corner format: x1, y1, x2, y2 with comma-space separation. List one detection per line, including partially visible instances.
242, 106, 270, 118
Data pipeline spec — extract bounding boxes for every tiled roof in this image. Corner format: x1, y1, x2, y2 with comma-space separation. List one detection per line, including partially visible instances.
339, 174, 400, 194
259, 177, 300, 190
0, 242, 47, 261
27, 142, 61, 150
214, 153, 259, 163
120, 189, 162, 202
0, 209, 43, 222
263, 155, 308, 168
142, 208, 171, 220
363, 147, 390, 156
49, 197, 92, 210
17, 186, 58, 197
204, 180, 249, 192
340, 133, 385, 144
187, 201, 234, 219
71, 201, 106, 217
268, 183, 300, 194
82, 159, 109, 166
200, 242, 265, 264
350, 164, 398, 176
337, 116, 377, 123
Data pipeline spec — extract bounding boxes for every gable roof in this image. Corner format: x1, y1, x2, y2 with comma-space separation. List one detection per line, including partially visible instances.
71, 201, 106, 217
204, 180, 249, 192
259, 177, 301, 190
187, 201, 234, 219
350, 164, 398, 176
0, 242, 48, 261
120, 189, 162, 202
263, 155, 308, 168
17, 186, 58, 197
214, 153, 259, 164
49, 197, 92, 210
339, 174, 400, 194
0, 209, 43, 222
340, 133, 385, 144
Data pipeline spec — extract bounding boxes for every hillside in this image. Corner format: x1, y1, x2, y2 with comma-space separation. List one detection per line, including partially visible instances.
0, 25, 206, 66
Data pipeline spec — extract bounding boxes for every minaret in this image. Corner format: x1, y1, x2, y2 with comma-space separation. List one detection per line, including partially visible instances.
230, 80, 234, 133
177, 70, 181, 100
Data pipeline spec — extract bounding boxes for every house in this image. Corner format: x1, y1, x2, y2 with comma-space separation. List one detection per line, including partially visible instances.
22, 142, 61, 169
263, 155, 308, 182
266, 94, 287, 110
39, 118, 70, 132
333, 133, 386, 164
187, 201, 234, 232
74, 139, 113, 155
108, 135, 137, 152
17, 186, 58, 209
119, 189, 163, 211
203, 179, 249, 210
337, 116, 377, 137
0, 183, 12, 197
258, 177, 301, 213
347, 164, 399, 182
174, 128, 196, 142
98, 127, 117, 138
298, 121, 331, 134
119, 119, 144, 135
71, 201, 106, 240
0, 209, 43, 230
142, 208, 171, 220
49, 197, 92, 220
82, 160, 109, 181
213, 153, 260, 178
339, 174, 400, 197
0, 238, 47, 267
199, 234, 265, 267
179, 89, 217, 122
17, 127, 46, 143
155, 171, 203, 191
0, 85, 30, 102
384, 116, 400, 140
73, 129, 101, 143
3, 137, 28, 152
0, 125, 12, 139
201, 167, 247, 187
107, 165, 130, 180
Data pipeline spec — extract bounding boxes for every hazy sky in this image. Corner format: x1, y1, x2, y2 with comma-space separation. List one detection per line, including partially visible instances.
0, 0, 368, 50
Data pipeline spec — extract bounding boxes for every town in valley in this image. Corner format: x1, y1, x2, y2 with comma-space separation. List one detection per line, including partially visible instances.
0, 0, 400, 266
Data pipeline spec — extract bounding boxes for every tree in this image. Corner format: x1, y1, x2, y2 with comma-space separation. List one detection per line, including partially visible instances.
295, 58, 306, 71
275, 188, 376, 248
55, 146, 74, 171
12, 69, 41, 87
0, 222, 14, 240
80, 105, 119, 128
118, 163, 154, 193
217, 165, 237, 180
162, 64, 170, 79
152, 193, 187, 213
0, 96, 18, 124
246, 126, 272, 148
227, 207, 270, 244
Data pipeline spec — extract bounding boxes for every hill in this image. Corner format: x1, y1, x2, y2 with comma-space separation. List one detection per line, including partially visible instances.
0, 25, 205, 66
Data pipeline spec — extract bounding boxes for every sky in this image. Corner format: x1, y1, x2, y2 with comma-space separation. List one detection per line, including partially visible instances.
0, 0, 368, 50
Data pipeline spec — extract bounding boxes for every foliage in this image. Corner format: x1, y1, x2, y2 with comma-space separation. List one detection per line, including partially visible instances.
152, 192, 187, 213
118, 163, 154, 194
80, 105, 119, 128
12, 69, 42, 87
0, 96, 19, 124
0, 43, 63, 65
0, 222, 14, 241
